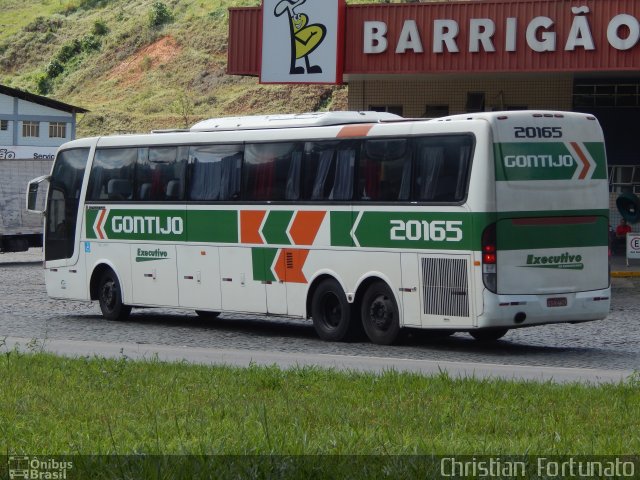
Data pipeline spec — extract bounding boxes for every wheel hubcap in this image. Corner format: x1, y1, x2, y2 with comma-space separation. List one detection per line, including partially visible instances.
101, 279, 116, 310
322, 293, 341, 328
369, 294, 393, 331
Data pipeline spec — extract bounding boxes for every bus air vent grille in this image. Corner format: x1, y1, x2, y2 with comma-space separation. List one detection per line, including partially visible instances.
421, 257, 470, 318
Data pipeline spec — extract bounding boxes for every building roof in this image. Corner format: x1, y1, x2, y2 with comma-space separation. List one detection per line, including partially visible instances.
0, 84, 88, 114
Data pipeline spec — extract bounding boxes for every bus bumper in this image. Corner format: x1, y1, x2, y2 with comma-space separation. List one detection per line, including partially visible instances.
478, 287, 611, 328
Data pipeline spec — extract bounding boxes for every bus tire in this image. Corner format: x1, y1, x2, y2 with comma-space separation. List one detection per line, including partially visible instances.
195, 310, 220, 319
470, 328, 508, 342
98, 269, 131, 321
311, 279, 354, 342
360, 281, 400, 345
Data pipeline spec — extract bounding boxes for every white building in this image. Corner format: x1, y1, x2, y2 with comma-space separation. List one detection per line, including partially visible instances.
0, 85, 87, 252
0, 84, 87, 160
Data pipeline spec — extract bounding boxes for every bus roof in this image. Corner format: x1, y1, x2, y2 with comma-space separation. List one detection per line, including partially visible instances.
189, 111, 404, 132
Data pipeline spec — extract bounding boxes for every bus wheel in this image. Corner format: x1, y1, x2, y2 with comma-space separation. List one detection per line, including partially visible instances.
98, 269, 131, 321
195, 310, 220, 319
311, 279, 354, 342
470, 328, 508, 342
360, 281, 400, 345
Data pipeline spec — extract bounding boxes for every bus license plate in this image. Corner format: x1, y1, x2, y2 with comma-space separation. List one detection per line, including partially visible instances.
547, 297, 567, 307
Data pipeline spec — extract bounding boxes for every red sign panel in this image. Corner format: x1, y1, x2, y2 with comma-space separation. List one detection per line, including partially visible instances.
228, 0, 640, 77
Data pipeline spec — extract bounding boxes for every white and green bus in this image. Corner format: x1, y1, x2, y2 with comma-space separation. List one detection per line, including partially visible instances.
27, 110, 610, 345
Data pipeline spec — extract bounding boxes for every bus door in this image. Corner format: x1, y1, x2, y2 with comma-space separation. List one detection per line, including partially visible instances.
219, 246, 267, 313
127, 147, 187, 307
42, 148, 91, 300
177, 244, 222, 311
492, 112, 609, 295
130, 242, 180, 307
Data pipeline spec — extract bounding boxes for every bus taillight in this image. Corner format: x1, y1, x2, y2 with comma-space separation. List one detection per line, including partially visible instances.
482, 223, 497, 293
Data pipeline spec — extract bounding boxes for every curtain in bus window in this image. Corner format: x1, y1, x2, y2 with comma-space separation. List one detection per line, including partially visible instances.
190, 156, 222, 200
220, 152, 241, 200
310, 149, 334, 200
416, 147, 444, 201
398, 159, 412, 201
455, 144, 471, 200
243, 144, 272, 201
254, 162, 274, 200
243, 143, 301, 201
138, 146, 184, 201
189, 146, 242, 201
360, 138, 409, 201
434, 160, 458, 201
362, 160, 380, 200
329, 149, 355, 200
285, 151, 302, 200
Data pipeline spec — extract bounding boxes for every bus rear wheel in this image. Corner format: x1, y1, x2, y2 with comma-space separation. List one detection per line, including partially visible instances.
470, 328, 508, 342
360, 281, 400, 345
311, 279, 354, 342
98, 269, 131, 321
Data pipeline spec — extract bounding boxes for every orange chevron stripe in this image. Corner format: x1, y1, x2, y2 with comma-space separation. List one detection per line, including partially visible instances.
240, 210, 266, 244
337, 124, 373, 138
571, 142, 590, 180
274, 249, 309, 284
96, 209, 107, 240
289, 211, 326, 245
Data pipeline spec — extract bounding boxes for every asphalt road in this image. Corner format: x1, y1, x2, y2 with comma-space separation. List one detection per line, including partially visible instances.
1, 249, 638, 383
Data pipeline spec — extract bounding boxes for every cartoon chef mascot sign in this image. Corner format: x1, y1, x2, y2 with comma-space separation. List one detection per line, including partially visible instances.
261, 0, 344, 84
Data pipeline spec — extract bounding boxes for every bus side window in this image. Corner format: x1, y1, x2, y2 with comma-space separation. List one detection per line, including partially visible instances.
414, 135, 474, 203
359, 138, 410, 201
87, 148, 137, 201
135, 146, 187, 202
188, 145, 243, 201
243, 142, 303, 201
304, 140, 356, 201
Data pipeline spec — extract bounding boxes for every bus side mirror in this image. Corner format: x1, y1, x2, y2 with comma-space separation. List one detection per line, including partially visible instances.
26, 175, 50, 215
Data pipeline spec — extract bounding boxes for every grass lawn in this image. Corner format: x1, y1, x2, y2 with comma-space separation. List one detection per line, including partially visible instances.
2, 351, 638, 457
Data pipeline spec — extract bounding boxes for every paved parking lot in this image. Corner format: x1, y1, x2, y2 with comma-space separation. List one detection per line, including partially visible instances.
1, 249, 639, 372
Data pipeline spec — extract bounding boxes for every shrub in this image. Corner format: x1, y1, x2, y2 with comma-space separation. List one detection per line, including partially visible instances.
149, 2, 173, 28
81, 35, 101, 52
24, 16, 64, 33
56, 39, 82, 63
35, 75, 51, 95
92, 20, 109, 36
45, 59, 64, 78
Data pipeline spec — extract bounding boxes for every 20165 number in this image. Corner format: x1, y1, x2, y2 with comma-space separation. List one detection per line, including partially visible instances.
390, 220, 463, 242
514, 126, 562, 139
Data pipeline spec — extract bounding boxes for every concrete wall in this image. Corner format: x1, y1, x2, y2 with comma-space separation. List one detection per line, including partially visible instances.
0, 94, 13, 113
347, 75, 574, 117
17, 99, 72, 118
18, 121, 71, 147
0, 94, 74, 149
0, 121, 12, 144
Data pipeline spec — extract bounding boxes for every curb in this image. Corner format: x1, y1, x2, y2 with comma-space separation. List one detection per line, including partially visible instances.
611, 271, 640, 278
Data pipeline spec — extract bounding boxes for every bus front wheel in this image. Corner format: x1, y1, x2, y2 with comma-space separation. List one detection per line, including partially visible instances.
360, 281, 400, 345
98, 269, 131, 321
311, 279, 354, 342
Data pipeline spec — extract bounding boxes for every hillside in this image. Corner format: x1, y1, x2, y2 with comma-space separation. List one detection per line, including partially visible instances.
0, 0, 366, 136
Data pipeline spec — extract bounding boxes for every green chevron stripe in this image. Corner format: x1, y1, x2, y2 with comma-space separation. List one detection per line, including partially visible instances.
252, 248, 278, 282
261, 211, 294, 245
